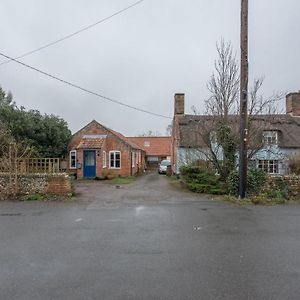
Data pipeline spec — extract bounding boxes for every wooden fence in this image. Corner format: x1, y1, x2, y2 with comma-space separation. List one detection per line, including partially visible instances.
0, 158, 61, 174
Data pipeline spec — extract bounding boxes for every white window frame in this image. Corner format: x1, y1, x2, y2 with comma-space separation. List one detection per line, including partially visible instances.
144, 141, 150, 147
257, 160, 279, 174
132, 151, 135, 167
70, 150, 77, 169
109, 151, 121, 169
102, 151, 106, 168
262, 131, 278, 145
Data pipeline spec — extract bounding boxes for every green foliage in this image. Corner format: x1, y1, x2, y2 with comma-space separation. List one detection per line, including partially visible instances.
21, 193, 45, 201
227, 168, 266, 196
110, 176, 136, 185
216, 123, 238, 180
0, 86, 71, 157
180, 165, 225, 194
226, 192, 287, 205
248, 168, 267, 194
266, 189, 287, 201
272, 177, 291, 199
250, 191, 287, 205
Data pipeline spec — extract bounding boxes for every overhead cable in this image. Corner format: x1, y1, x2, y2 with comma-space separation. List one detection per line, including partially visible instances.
0, 0, 146, 66
0, 52, 172, 120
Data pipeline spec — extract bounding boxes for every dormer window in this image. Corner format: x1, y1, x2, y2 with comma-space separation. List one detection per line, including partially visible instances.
262, 131, 278, 145
144, 141, 150, 147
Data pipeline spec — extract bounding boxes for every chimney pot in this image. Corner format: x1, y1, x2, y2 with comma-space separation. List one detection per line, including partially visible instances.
286, 92, 300, 116
174, 93, 185, 115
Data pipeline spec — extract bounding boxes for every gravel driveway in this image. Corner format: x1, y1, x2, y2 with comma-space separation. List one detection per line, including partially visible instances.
75, 172, 201, 207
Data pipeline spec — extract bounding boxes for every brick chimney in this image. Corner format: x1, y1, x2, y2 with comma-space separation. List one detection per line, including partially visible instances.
174, 93, 185, 115
286, 92, 300, 116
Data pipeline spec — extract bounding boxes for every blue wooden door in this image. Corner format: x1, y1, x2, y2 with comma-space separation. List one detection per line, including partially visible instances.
84, 150, 96, 178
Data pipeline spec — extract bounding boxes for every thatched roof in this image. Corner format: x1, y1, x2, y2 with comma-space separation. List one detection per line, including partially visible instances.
177, 114, 300, 149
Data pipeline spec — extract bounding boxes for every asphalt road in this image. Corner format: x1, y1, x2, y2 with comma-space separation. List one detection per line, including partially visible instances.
1, 173, 300, 300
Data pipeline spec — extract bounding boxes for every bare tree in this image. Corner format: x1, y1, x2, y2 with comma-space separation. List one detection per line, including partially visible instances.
288, 151, 300, 175
205, 40, 240, 119
0, 127, 32, 196
166, 124, 172, 136
187, 40, 284, 181
138, 130, 161, 137
248, 76, 284, 116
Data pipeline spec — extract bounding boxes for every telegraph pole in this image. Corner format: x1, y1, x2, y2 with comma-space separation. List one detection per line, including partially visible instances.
239, 0, 249, 198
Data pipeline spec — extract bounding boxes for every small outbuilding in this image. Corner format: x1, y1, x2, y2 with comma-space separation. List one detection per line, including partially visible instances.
68, 120, 145, 179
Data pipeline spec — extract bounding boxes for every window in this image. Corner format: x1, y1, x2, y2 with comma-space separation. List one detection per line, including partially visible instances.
258, 160, 279, 174
147, 156, 159, 162
132, 151, 135, 167
109, 151, 121, 169
144, 141, 150, 147
263, 131, 278, 145
102, 151, 106, 168
70, 150, 77, 169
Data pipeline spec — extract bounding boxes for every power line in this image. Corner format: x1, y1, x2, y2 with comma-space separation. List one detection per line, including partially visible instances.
0, 52, 172, 120
0, 0, 146, 66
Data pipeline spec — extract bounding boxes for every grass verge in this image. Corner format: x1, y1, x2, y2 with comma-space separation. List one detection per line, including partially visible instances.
110, 176, 136, 185
20, 193, 46, 201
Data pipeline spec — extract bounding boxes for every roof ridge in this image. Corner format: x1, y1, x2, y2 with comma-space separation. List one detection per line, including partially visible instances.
100, 124, 143, 150
72, 120, 143, 150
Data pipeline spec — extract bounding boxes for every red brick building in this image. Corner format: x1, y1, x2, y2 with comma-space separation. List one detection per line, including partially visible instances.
127, 136, 171, 168
68, 120, 145, 179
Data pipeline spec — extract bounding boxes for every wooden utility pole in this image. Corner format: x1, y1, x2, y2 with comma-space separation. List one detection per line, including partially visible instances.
239, 0, 249, 198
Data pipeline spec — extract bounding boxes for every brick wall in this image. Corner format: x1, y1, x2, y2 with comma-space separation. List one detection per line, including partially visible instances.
0, 173, 71, 198
104, 136, 132, 177
44, 175, 72, 195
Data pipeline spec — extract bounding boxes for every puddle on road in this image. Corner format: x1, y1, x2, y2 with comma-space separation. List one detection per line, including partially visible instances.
135, 206, 145, 215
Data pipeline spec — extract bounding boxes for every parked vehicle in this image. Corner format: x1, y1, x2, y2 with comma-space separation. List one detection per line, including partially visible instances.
158, 160, 171, 174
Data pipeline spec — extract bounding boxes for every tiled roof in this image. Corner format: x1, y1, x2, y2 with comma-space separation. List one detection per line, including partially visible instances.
76, 138, 104, 149
127, 137, 171, 156
108, 128, 142, 150
74, 120, 143, 151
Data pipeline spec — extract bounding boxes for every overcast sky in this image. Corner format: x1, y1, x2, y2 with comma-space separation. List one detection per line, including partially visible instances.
0, 0, 299, 136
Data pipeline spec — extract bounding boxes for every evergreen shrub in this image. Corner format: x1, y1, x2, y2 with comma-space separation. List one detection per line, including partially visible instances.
180, 165, 225, 194
227, 168, 266, 196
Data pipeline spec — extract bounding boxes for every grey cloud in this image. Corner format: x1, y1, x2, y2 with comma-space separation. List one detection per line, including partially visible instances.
0, 0, 299, 136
